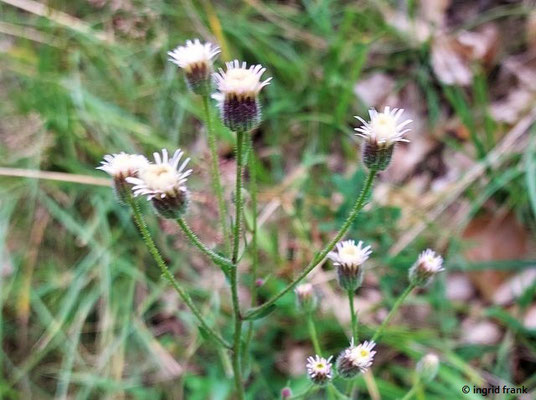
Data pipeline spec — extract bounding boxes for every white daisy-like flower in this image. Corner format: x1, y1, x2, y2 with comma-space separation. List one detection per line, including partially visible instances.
306, 355, 333, 386
355, 106, 412, 147
328, 240, 372, 269
336, 340, 376, 378
168, 39, 220, 73
417, 249, 444, 273
409, 249, 444, 286
126, 149, 192, 201
97, 152, 149, 180
347, 340, 376, 372
214, 60, 272, 100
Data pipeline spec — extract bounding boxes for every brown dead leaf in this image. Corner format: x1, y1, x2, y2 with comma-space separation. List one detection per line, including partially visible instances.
463, 212, 531, 301
462, 319, 502, 345
431, 25, 499, 86
354, 73, 396, 108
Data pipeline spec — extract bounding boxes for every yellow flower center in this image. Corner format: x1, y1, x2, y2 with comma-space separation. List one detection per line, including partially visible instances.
341, 246, 358, 256
225, 68, 259, 93
371, 114, 397, 140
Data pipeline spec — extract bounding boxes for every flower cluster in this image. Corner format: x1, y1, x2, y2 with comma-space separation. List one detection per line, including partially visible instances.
96, 35, 447, 398
98, 149, 192, 218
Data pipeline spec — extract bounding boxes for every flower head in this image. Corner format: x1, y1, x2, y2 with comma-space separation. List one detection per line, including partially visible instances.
416, 353, 440, 383
127, 149, 192, 218
213, 60, 271, 132
409, 249, 444, 286
97, 152, 149, 180
336, 340, 376, 379
354, 107, 412, 170
168, 39, 220, 95
97, 152, 149, 203
306, 355, 333, 386
295, 283, 317, 313
328, 240, 372, 290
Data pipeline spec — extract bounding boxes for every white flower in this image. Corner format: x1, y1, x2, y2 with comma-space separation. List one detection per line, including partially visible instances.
126, 149, 192, 200
355, 107, 412, 147
409, 249, 445, 286
97, 152, 148, 180
346, 340, 376, 372
168, 39, 220, 73
328, 240, 372, 270
417, 249, 444, 273
306, 355, 333, 385
213, 60, 272, 100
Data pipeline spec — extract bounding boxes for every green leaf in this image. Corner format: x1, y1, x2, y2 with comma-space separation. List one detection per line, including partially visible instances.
245, 305, 277, 320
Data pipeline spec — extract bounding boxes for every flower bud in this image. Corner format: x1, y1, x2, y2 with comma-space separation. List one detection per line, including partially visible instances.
416, 354, 439, 383
280, 387, 292, 399
306, 355, 333, 386
295, 283, 317, 313
168, 39, 220, 96
355, 107, 412, 171
127, 149, 193, 219
213, 60, 271, 132
97, 152, 149, 204
336, 340, 376, 379
328, 240, 372, 291
409, 249, 444, 287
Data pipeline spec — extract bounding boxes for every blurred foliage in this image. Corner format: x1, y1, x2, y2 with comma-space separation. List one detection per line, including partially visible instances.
1, 0, 536, 399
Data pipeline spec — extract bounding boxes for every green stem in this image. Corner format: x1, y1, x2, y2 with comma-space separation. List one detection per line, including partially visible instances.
245, 169, 378, 319
401, 379, 420, 400
243, 135, 259, 369
329, 383, 349, 399
372, 283, 415, 342
348, 290, 358, 342
176, 217, 234, 271
230, 129, 246, 399
127, 196, 230, 349
232, 130, 246, 264
202, 95, 231, 255
307, 312, 321, 355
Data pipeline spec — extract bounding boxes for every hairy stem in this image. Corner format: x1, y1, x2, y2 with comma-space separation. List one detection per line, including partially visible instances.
202, 95, 231, 255
230, 129, 246, 399
245, 169, 377, 319
176, 217, 234, 271
127, 196, 230, 349
348, 289, 358, 342
372, 283, 416, 342
243, 135, 259, 369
